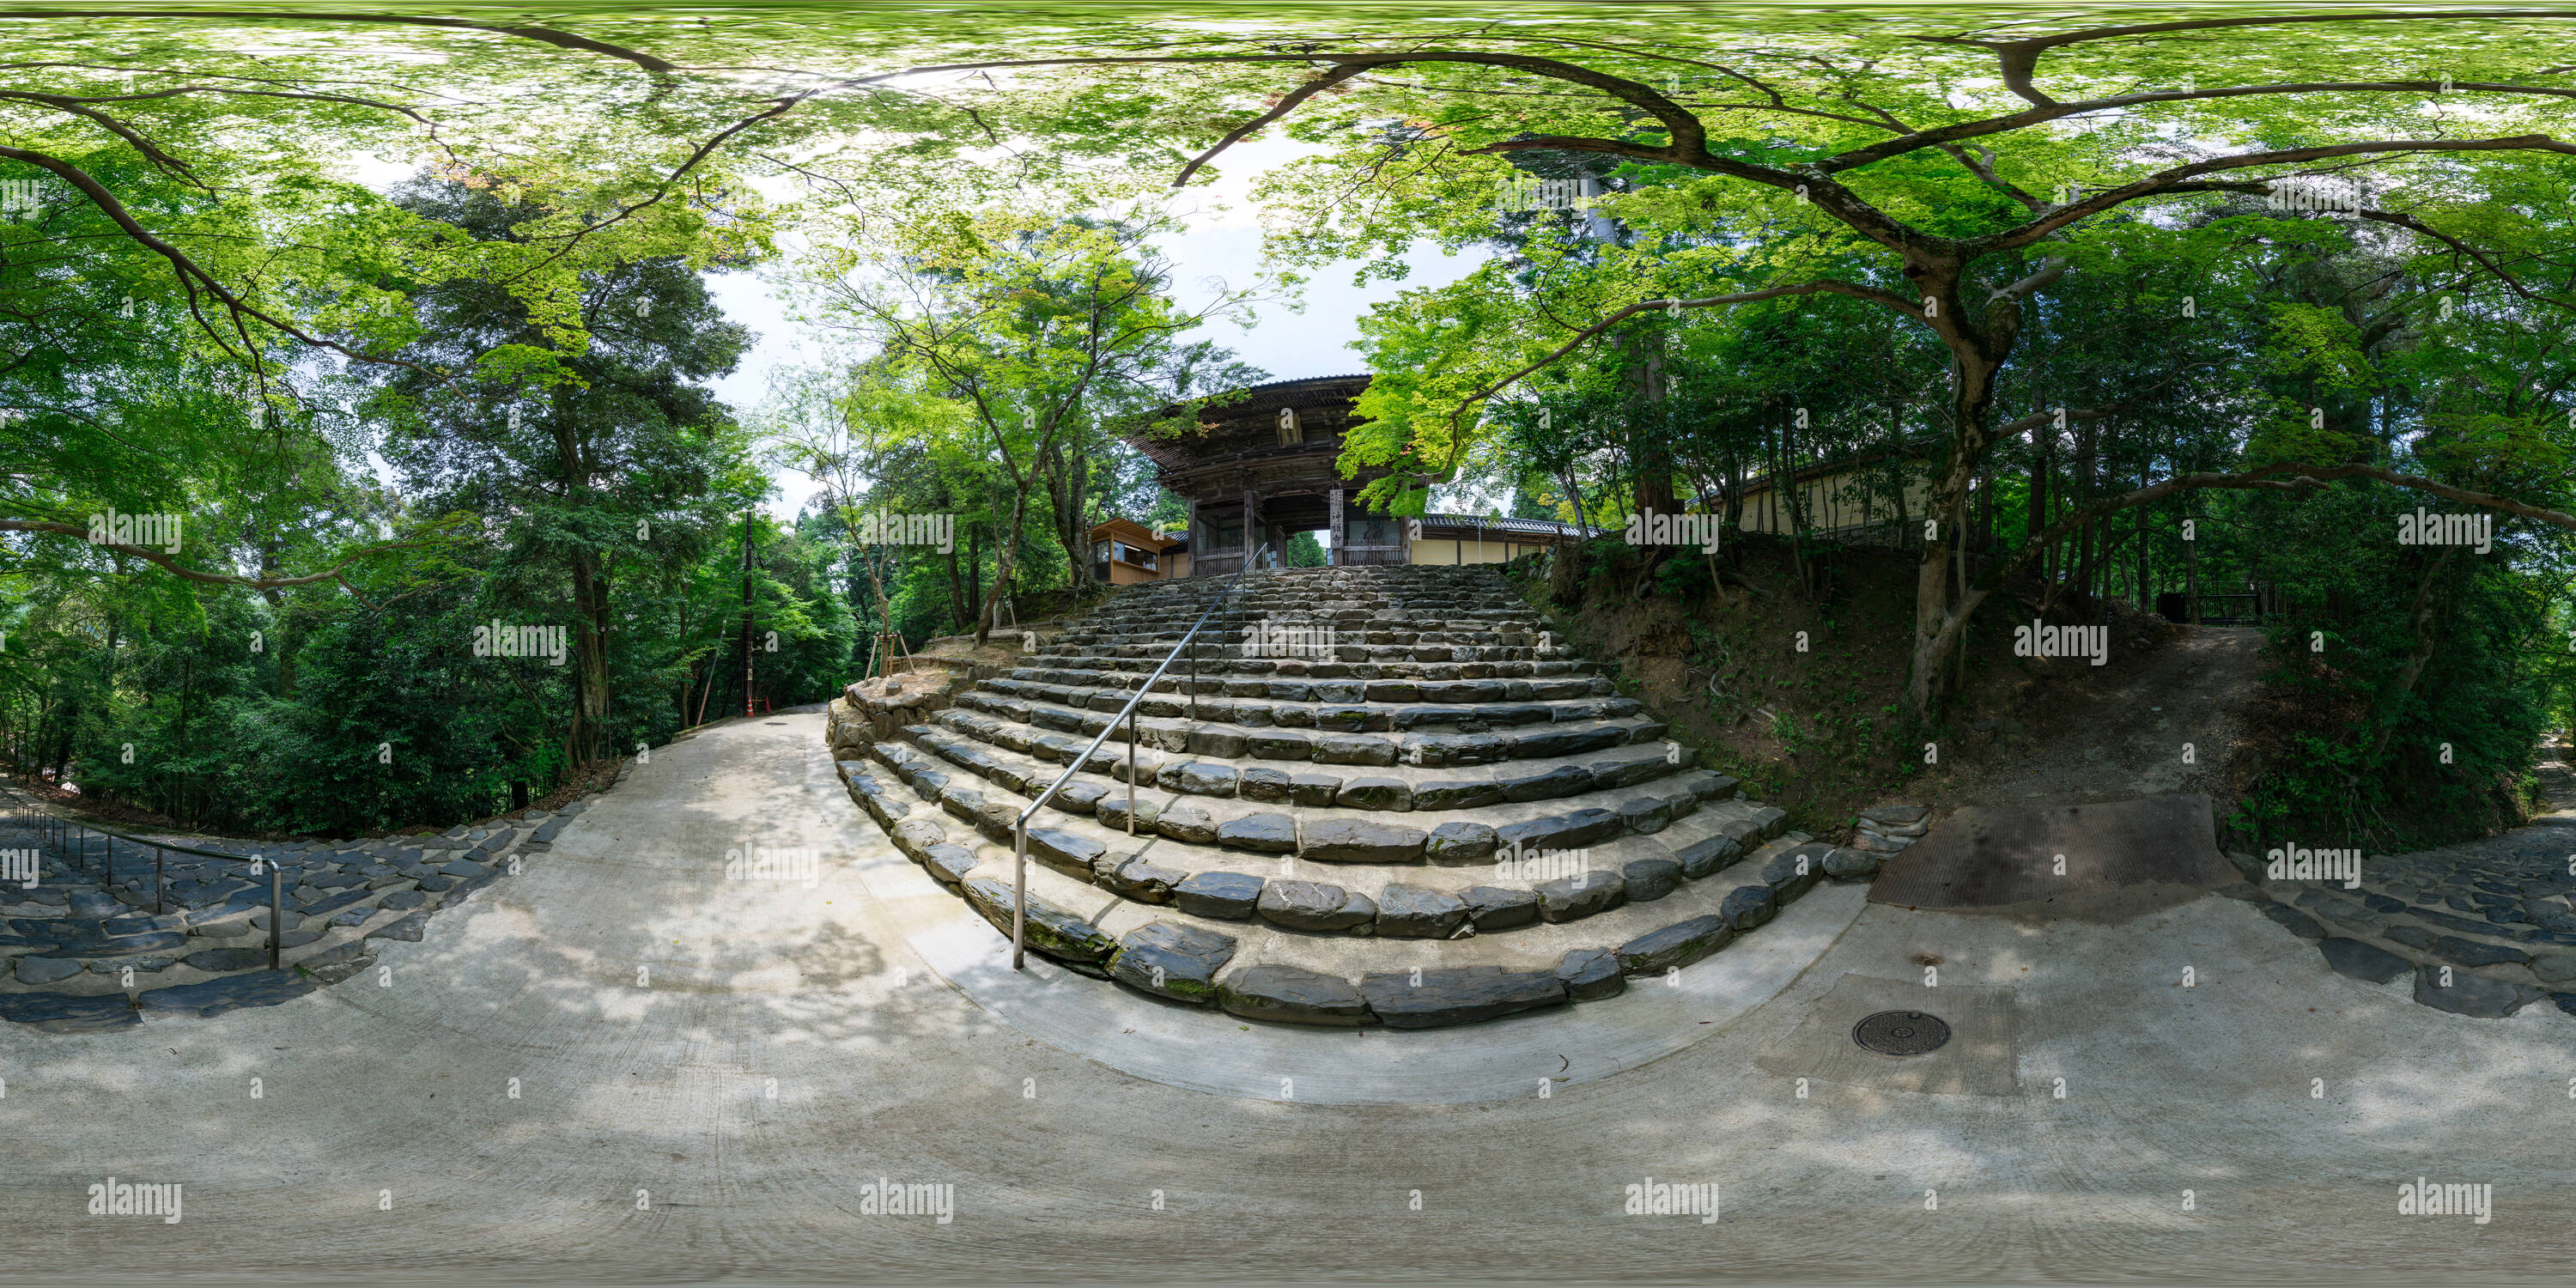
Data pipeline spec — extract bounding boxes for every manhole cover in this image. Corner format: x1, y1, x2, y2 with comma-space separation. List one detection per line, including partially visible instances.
1852, 1010, 1951, 1056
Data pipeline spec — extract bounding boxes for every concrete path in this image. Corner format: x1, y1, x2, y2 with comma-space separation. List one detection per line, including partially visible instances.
2, 709, 2567, 1282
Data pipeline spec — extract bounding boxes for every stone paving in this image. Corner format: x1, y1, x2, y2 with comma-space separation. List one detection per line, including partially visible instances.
2230, 799, 2576, 1019
826, 563, 1929, 1029
0, 787, 605, 1031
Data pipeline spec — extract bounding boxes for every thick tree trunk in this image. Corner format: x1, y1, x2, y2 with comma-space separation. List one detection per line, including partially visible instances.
2136, 467, 2151, 609
1634, 452, 1680, 519
1905, 355, 2004, 720
551, 391, 610, 761
2367, 545, 2460, 764
1617, 330, 1681, 519
1040, 440, 1090, 592
738, 514, 756, 719
49, 701, 74, 781
568, 549, 611, 762
973, 485, 1030, 647
1550, 468, 1592, 604
2073, 418, 2097, 620
942, 544, 970, 630
258, 538, 297, 699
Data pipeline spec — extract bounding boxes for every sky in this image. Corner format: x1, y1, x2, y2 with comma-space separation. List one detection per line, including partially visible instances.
699, 136, 1485, 523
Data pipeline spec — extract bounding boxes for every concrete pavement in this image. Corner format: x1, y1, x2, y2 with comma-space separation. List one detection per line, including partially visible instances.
2, 708, 2568, 1283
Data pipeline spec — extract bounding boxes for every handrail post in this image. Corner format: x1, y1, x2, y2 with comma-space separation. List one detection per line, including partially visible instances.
266, 855, 283, 971
154, 845, 164, 915
1010, 821, 1029, 969
1007, 543, 1266, 970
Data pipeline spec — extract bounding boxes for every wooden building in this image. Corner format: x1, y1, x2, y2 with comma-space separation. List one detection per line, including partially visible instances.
1086, 518, 1189, 584
1124, 375, 1581, 576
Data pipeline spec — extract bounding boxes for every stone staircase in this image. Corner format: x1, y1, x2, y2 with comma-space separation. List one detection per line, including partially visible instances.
827, 563, 1887, 1029
0, 791, 584, 1031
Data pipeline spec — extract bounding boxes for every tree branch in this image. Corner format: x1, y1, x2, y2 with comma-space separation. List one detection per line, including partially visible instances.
2356, 208, 2576, 309
0, 519, 440, 599
1825, 78, 2576, 175
1985, 136, 2576, 252
0, 144, 443, 376
1174, 61, 1376, 186
1916, 13, 2576, 109
0, 10, 679, 76
1437, 279, 1918, 459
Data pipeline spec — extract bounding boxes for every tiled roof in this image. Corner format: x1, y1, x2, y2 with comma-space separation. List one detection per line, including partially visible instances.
1418, 513, 1583, 538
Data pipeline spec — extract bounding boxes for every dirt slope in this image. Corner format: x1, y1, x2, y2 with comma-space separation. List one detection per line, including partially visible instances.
1941, 624, 2270, 810
1518, 538, 2273, 841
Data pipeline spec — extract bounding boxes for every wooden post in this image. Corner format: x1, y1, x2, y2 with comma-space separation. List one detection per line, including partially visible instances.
1327, 487, 1343, 566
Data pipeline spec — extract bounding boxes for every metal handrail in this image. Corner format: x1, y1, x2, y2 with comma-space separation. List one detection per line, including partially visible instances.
3, 782, 268, 862
1011, 542, 1272, 968
0, 779, 297, 969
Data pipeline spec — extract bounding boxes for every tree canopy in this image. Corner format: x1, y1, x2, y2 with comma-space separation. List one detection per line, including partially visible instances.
1, 4, 2573, 847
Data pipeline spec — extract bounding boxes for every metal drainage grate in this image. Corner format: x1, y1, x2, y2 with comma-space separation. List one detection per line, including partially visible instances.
1852, 1011, 1951, 1056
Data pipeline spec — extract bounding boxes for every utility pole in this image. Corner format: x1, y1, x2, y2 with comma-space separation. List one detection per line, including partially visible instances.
739, 512, 756, 718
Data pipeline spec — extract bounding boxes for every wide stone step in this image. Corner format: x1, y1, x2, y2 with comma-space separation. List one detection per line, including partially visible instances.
949, 694, 1660, 771
912, 803, 1848, 1028
896, 720, 1703, 826
1024, 651, 1597, 679
841, 749, 1789, 939
977, 679, 1634, 735
1052, 621, 1552, 642
921, 746, 1762, 882
992, 670, 1619, 708
917, 715, 1679, 811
